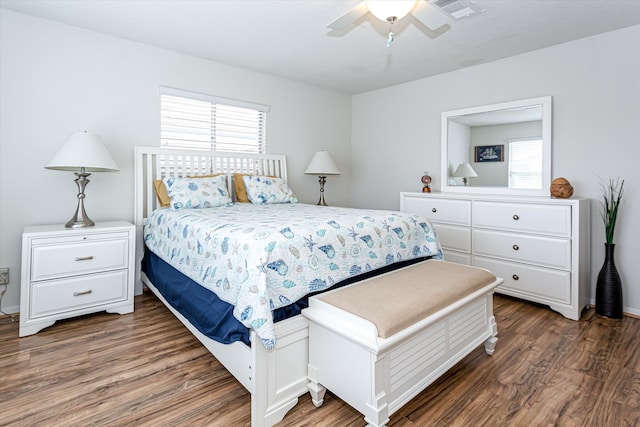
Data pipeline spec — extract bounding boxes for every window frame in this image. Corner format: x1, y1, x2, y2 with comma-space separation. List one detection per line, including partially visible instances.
508, 137, 544, 189
159, 86, 270, 154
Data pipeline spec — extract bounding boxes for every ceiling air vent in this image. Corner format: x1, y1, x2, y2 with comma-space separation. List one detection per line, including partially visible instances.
431, 0, 481, 20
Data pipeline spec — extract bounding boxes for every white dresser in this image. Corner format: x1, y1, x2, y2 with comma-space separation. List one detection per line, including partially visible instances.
20, 221, 135, 336
400, 192, 590, 320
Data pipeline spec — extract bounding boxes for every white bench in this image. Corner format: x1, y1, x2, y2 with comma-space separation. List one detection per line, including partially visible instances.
303, 260, 503, 427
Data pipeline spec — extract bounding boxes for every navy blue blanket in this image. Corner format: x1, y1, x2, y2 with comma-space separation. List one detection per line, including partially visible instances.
142, 249, 429, 346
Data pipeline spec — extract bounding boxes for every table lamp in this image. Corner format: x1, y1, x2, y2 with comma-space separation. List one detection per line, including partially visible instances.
304, 151, 340, 206
45, 131, 119, 228
453, 162, 478, 186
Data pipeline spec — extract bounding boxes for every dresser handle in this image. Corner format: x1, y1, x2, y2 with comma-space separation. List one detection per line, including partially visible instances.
432, 208, 437, 213
74, 256, 94, 261
513, 214, 520, 220
512, 244, 519, 251
73, 290, 92, 296
512, 274, 519, 281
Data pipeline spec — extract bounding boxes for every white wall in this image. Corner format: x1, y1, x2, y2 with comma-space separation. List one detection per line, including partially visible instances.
0, 9, 352, 312
352, 24, 640, 315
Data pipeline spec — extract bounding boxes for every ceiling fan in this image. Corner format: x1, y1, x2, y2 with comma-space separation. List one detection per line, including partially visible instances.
327, 0, 480, 46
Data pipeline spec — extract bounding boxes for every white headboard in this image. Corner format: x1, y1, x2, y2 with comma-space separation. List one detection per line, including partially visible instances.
134, 146, 288, 226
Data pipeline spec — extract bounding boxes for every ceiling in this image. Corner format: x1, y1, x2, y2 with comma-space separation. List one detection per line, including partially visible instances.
2, 0, 640, 94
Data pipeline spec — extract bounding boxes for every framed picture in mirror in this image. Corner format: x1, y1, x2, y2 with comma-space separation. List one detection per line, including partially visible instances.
474, 144, 504, 162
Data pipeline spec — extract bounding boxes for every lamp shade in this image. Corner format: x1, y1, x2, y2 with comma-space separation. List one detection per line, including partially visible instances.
304, 151, 341, 176
453, 162, 478, 178
45, 131, 119, 172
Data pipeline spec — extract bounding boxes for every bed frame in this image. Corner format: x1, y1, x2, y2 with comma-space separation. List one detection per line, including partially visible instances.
134, 147, 470, 426
134, 147, 307, 426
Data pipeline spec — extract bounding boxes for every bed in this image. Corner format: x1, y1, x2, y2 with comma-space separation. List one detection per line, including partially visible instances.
134, 146, 443, 426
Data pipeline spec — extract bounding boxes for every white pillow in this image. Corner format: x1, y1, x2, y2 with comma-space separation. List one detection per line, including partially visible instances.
242, 175, 298, 204
163, 175, 232, 209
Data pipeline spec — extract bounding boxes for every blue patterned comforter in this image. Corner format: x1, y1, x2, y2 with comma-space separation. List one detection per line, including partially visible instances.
144, 203, 442, 349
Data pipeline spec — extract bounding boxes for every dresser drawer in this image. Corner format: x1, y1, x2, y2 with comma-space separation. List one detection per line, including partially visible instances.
30, 270, 128, 318
473, 201, 571, 237
434, 224, 471, 253
473, 229, 571, 270
402, 197, 471, 226
31, 238, 129, 281
443, 250, 471, 265
473, 256, 571, 305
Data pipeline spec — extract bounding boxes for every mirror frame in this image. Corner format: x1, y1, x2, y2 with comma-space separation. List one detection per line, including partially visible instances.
440, 96, 552, 196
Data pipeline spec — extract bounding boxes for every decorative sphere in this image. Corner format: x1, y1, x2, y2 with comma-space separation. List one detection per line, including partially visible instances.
550, 177, 574, 198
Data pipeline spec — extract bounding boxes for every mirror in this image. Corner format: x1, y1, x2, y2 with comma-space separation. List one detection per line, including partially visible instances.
441, 96, 552, 196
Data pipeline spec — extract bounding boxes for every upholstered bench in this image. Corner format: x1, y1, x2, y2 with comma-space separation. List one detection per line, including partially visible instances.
303, 260, 503, 427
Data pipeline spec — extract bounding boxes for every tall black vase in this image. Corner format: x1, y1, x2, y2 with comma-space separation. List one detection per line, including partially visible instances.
595, 243, 623, 318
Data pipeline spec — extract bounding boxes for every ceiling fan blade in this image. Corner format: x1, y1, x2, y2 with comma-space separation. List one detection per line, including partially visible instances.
327, 1, 369, 30
413, 0, 452, 31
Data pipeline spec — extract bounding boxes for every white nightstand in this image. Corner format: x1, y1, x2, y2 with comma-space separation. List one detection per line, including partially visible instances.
19, 221, 135, 336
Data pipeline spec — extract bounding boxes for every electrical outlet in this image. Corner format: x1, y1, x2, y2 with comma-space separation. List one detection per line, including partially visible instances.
0, 267, 9, 286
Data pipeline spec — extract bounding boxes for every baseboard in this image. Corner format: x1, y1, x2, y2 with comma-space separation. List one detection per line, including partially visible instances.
588, 300, 639, 319
1, 304, 19, 315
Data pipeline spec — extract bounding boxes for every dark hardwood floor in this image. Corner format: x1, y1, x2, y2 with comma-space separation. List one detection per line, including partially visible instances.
2, 292, 639, 426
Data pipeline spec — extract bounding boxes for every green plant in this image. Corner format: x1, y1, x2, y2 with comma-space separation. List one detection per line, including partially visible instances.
601, 178, 625, 244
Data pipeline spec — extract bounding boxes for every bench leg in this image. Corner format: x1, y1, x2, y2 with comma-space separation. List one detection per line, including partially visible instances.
307, 364, 327, 407
484, 314, 498, 355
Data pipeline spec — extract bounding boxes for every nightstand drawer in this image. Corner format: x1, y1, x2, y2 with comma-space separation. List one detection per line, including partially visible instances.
31, 239, 129, 281
30, 270, 128, 318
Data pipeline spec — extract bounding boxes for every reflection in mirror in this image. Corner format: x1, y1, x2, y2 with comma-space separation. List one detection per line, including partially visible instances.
441, 96, 552, 196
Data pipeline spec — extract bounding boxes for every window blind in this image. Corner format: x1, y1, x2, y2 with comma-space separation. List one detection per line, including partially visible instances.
509, 138, 543, 189
159, 86, 269, 153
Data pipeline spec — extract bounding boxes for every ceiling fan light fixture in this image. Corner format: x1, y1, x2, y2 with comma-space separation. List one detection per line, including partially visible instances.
366, 1, 417, 23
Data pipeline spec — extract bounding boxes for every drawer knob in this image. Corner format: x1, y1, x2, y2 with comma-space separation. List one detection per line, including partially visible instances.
73, 290, 93, 296
74, 256, 94, 261
512, 244, 520, 251
512, 274, 519, 281
432, 208, 437, 213
513, 214, 520, 220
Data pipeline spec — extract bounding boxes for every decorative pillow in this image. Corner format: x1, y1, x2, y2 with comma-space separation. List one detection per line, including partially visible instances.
163, 175, 232, 209
153, 179, 171, 207
233, 173, 278, 202
154, 174, 224, 208
233, 173, 252, 203
242, 175, 298, 204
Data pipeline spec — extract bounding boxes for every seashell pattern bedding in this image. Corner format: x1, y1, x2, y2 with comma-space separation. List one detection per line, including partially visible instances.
144, 203, 442, 349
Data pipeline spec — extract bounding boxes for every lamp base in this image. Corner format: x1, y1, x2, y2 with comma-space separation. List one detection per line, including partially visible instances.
65, 215, 95, 228
65, 170, 95, 228
316, 175, 328, 206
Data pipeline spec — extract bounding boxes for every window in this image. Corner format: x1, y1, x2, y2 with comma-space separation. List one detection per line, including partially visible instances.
160, 86, 269, 153
509, 138, 543, 189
